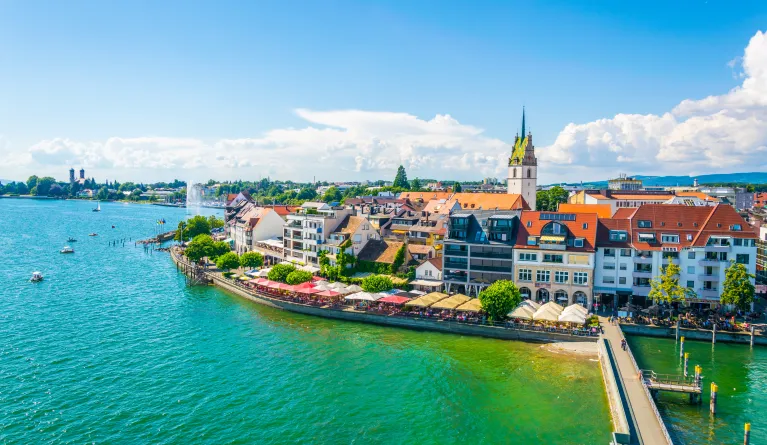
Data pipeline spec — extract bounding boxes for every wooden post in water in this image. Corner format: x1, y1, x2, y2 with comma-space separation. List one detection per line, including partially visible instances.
713, 324, 717, 344
684, 353, 689, 377
676, 318, 680, 341
692, 365, 702, 404
710, 383, 718, 414
750, 326, 755, 348
744, 422, 751, 445
680, 336, 685, 358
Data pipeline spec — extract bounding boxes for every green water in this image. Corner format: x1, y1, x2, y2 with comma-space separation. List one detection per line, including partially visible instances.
628, 335, 767, 444
0, 199, 611, 444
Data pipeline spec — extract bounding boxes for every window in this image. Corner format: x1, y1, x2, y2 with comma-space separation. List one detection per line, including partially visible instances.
574, 238, 584, 248
527, 236, 537, 246
737, 254, 750, 264
526, 220, 532, 227
619, 277, 627, 285
518, 269, 532, 281
555, 271, 569, 284
638, 220, 652, 228
573, 272, 588, 285
686, 234, 693, 241
687, 280, 695, 288
540, 213, 576, 221
527, 169, 531, 178
620, 249, 632, 257
536, 270, 550, 283
734, 238, 743, 246
619, 263, 627, 270
425, 269, 432, 277
604, 248, 615, 257
688, 251, 695, 259
661, 234, 679, 243
687, 266, 695, 274
638, 233, 656, 242
569, 254, 590, 265
603, 276, 615, 284
519, 253, 537, 262
604, 263, 615, 270
719, 252, 728, 261
731, 224, 742, 231
543, 254, 563, 263
582, 223, 588, 229
513, 169, 517, 178
609, 230, 628, 242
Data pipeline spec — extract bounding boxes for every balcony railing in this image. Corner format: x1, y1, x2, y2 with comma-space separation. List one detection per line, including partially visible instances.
443, 249, 468, 257
470, 265, 512, 273
471, 251, 513, 260
444, 273, 468, 282
698, 274, 719, 281
444, 261, 469, 270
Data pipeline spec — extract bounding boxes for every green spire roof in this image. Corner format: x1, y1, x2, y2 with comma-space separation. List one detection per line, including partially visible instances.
521, 106, 526, 138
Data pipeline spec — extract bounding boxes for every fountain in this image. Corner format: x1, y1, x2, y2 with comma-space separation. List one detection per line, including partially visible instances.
186, 182, 204, 214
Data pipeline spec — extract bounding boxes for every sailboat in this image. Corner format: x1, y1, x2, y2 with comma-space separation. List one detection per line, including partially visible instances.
93, 201, 101, 212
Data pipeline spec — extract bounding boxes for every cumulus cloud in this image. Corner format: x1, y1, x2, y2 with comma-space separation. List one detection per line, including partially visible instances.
540, 30, 767, 178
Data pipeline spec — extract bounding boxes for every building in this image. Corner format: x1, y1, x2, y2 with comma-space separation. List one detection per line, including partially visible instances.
594, 218, 635, 306
453, 192, 527, 211
608, 174, 643, 191
513, 211, 598, 307
357, 239, 408, 271
324, 215, 380, 265
230, 205, 286, 255
757, 226, 767, 286
755, 193, 767, 208
603, 204, 758, 307
442, 210, 521, 296
558, 203, 613, 218
282, 202, 353, 265
69, 168, 75, 183
507, 109, 538, 210
411, 258, 444, 293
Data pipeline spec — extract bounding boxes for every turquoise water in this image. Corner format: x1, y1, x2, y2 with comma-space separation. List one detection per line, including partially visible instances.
0, 199, 611, 444
628, 335, 767, 444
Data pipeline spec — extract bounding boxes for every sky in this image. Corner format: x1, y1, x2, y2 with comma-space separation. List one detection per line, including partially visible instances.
2, 0, 767, 185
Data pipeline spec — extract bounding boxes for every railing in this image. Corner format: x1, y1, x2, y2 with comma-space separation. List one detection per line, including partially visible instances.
640, 370, 700, 391
470, 264, 512, 273
471, 251, 513, 260
443, 249, 468, 257
444, 261, 469, 270
615, 324, 675, 445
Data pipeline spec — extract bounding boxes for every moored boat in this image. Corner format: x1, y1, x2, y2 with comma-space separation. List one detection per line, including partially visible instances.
30, 271, 44, 282
89, 233, 98, 237
67, 237, 77, 242
60, 246, 74, 254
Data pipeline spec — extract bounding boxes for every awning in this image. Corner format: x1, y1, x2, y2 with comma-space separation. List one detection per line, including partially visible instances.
345, 292, 378, 301
430, 294, 471, 310
378, 295, 411, 304
508, 305, 535, 320
405, 292, 449, 308
540, 235, 566, 242
455, 298, 482, 312
410, 279, 443, 287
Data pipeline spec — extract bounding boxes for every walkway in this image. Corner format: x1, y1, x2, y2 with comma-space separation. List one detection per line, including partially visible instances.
601, 317, 671, 445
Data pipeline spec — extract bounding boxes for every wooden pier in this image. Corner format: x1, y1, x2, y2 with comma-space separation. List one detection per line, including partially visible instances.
641, 370, 702, 403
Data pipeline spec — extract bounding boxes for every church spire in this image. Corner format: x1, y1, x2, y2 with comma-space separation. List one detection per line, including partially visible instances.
521, 106, 526, 138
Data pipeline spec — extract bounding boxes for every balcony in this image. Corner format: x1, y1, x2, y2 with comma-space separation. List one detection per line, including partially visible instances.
444, 249, 468, 257
444, 273, 468, 282
471, 251, 513, 260
444, 261, 469, 270
286, 221, 302, 228
632, 285, 650, 297
470, 264, 512, 273
635, 256, 653, 264
698, 259, 722, 266
304, 239, 323, 245
632, 271, 653, 279
705, 244, 730, 253
698, 288, 719, 299
698, 274, 719, 281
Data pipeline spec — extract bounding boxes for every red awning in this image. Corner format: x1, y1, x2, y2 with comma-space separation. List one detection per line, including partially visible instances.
294, 282, 315, 290
295, 288, 320, 295
316, 290, 341, 297
377, 295, 411, 305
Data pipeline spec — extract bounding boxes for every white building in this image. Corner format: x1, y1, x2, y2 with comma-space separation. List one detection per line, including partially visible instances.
324, 215, 380, 265
507, 110, 537, 211
283, 202, 353, 266
230, 204, 286, 255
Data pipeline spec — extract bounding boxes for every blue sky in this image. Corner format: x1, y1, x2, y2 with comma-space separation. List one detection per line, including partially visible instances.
2, 0, 767, 184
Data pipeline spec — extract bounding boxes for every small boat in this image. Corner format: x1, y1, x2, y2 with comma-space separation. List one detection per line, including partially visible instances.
89, 233, 98, 237
93, 201, 101, 212
30, 271, 44, 282
60, 246, 74, 254
67, 237, 77, 242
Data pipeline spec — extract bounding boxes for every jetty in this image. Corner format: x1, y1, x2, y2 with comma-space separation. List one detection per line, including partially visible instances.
137, 230, 176, 244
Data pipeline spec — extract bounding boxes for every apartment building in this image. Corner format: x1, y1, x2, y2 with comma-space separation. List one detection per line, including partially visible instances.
513, 212, 598, 307
324, 215, 380, 266
442, 210, 521, 296
283, 202, 352, 265
594, 218, 635, 306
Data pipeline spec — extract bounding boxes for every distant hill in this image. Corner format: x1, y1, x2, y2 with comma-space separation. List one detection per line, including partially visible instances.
0, 179, 16, 185
552, 172, 767, 188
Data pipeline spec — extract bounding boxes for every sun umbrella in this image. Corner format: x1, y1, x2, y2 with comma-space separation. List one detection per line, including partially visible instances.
378, 295, 411, 304
313, 284, 332, 291
316, 290, 341, 298
521, 299, 541, 310
345, 292, 377, 301
328, 282, 346, 290
558, 311, 587, 324
295, 287, 320, 295
294, 282, 315, 290
563, 304, 588, 315
508, 305, 535, 320
345, 284, 363, 293
539, 301, 564, 314
314, 280, 330, 286
533, 306, 561, 322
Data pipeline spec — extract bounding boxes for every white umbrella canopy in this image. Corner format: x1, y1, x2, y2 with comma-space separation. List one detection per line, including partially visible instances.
328, 282, 347, 290
539, 301, 564, 314
558, 311, 587, 324
256, 268, 271, 277
533, 306, 561, 322
345, 292, 377, 301
521, 299, 541, 310
508, 305, 535, 320
313, 284, 332, 291
345, 284, 363, 293
314, 280, 330, 286
563, 304, 588, 315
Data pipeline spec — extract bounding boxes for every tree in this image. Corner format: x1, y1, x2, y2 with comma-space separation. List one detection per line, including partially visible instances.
720, 260, 755, 310
48, 183, 63, 197
410, 178, 421, 191
216, 252, 241, 271
746, 184, 756, 193
393, 165, 409, 189
268, 263, 296, 283
453, 182, 462, 192
536, 186, 569, 211
26, 175, 38, 192
16, 182, 28, 195
97, 186, 109, 201
209, 241, 231, 261
207, 215, 224, 229
35, 177, 56, 196
184, 234, 215, 263
286, 270, 313, 285
240, 251, 264, 269
478, 280, 521, 321
361, 275, 393, 293
648, 263, 696, 303
390, 244, 406, 274
176, 215, 211, 241
322, 186, 342, 203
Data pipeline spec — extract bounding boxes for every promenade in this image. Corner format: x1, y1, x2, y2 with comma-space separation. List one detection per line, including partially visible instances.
601, 317, 671, 445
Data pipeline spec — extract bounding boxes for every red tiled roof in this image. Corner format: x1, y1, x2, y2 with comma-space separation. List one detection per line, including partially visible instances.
427, 257, 443, 271
515, 211, 598, 252
558, 203, 613, 218
611, 194, 673, 201
596, 218, 633, 248
612, 208, 637, 219
453, 193, 526, 210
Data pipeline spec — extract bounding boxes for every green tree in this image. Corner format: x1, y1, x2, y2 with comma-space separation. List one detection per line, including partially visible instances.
720, 260, 755, 310
96, 186, 109, 200
535, 186, 569, 211
207, 215, 225, 229
390, 244, 406, 274
410, 178, 421, 191
175, 215, 211, 241
48, 183, 63, 197
393, 165, 409, 189
453, 182, 462, 192
318, 250, 330, 269
648, 263, 696, 303
240, 251, 264, 269
16, 182, 29, 195
184, 234, 215, 263
35, 177, 56, 196
286, 270, 313, 285
209, 241, 231, 261
26, 175, 38, 192
322, 186, 342, 203
361, 275, 393, 293
268, 263, 296, 282
478, 280, 521, 321
216, 251, 241, 271
746, 184, 756, 193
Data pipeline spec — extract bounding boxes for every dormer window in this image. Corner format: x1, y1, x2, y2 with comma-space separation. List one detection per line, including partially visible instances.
582, 223, 588, 229
527, 220, 532, 228
686, 234, 693, 241
677, 222, 683, 227
574, 238, 584, 248
638, 220, 652, 228
731, 224, 742, 231
609, 230, 628, 241
661, 234, 679, 244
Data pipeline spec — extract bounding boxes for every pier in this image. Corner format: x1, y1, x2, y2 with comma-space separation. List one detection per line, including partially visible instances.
641, 370, 702, 397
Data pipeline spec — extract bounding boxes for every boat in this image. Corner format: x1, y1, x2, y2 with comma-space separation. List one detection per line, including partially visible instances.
30, 271, 43, 282
89, 233, 98, 237
92, 201, 101, 212
67, 237, 77, 242
60, 246, 74, 254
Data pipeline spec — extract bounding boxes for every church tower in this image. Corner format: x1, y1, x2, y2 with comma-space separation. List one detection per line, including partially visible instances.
507, 108, 538, 210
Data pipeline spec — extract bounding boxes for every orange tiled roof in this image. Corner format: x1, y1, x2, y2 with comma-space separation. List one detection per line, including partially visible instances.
675, 191, 719, 202
613, 208, 637, 219
453, 192, 526, 210
399, 191, 452, 202
357, 239, 405, 264
610, 194, 673, 200
557, 203, 612, 219
515, 211, 598, 252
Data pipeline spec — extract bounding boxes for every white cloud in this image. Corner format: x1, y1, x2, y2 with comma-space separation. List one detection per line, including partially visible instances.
540, 30, 767, 179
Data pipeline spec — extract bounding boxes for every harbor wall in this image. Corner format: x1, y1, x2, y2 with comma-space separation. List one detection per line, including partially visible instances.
621, 323, 766, 346
597, 339, 630, 440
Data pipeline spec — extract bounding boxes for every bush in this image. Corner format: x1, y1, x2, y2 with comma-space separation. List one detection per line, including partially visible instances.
391, 244, 406, 273
240, 251, 264, 269
268, 263, 296, 283
478, 280, 521, 321
361, 275, 393, 293
286, 270, 313, 285
216, 252, 240, 271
